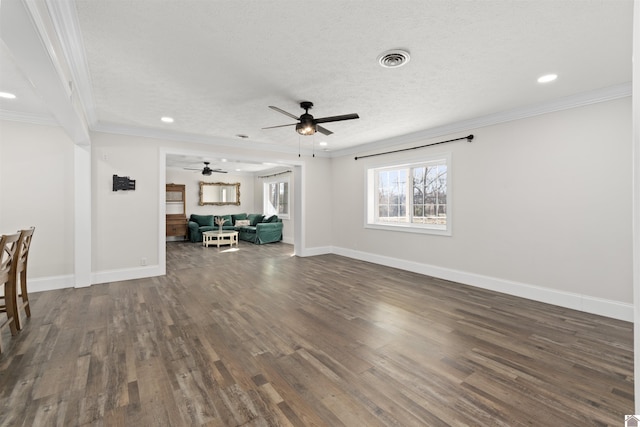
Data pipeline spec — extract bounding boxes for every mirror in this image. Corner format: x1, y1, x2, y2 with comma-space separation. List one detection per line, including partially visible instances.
199, 181, 241, 206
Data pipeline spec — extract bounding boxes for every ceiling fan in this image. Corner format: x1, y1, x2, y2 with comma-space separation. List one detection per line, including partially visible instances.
184, 162, 227, 176
263, 101, 359, 136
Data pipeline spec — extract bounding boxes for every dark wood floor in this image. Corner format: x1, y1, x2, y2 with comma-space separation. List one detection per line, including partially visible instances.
0, 241, 633, 426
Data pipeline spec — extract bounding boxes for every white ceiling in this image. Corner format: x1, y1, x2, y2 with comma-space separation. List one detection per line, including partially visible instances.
166, 155, 285, 174
0, 0, 634, 159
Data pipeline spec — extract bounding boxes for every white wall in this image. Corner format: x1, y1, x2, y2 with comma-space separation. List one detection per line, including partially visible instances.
0, 120, 75, 281
301, 156, 333, 250
166, 167, 256, 217
332, 98, 633, 318
91, 133, 160, 273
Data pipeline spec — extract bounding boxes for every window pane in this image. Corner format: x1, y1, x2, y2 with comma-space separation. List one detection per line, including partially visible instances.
367, 156, 449, 233
264, 180, 289, 217
414, 164, 444, 225
377, 168, 408, 223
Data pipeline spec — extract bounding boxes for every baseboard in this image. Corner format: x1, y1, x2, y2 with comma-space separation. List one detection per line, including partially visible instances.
29, 274, 75, 293
331, 246, 633, 322
92, 265, 165, 285
27, 265, 166, 293
298, 246, 332, 257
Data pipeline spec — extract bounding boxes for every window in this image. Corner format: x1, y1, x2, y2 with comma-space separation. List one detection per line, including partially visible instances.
264, 179, 289, 219
366, 153, 451, 235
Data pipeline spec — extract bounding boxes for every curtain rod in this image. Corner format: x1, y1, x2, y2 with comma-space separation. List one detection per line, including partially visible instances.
258, 170, 291, 179
354, 134, 474, 160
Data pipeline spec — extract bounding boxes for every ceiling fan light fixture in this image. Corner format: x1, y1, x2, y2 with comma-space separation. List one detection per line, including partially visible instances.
296, 122, 316, 135
265, 101, 358, 136
378, 49, 411, 68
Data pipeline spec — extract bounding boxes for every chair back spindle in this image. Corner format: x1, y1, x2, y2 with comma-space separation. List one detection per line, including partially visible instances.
12, 227, 35, 330
0, 232, 21, 353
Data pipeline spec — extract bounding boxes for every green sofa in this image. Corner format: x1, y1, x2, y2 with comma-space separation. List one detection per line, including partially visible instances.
187, 213, 283, 244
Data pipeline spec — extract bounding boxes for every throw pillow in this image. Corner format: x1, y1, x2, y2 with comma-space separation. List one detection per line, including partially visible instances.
263, 215, 278, 223
232, 213, 248, 224
235, 219, 250, 226
248, 213, 264, 226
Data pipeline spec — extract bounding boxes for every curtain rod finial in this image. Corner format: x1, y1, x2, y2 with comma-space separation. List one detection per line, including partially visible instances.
467, 134, 474, 142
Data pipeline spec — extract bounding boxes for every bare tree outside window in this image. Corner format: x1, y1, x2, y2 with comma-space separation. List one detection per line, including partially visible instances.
413, 165, 447, 225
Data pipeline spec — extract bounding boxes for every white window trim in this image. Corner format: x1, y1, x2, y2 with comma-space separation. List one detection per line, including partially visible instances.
364, 152, 452, 236
263, 176, 290, 220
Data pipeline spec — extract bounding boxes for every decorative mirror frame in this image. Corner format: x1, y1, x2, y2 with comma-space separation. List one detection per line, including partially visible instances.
199, 181, 241, 206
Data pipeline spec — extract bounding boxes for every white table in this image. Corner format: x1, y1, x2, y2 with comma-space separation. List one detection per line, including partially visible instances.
202, 230, 239, 248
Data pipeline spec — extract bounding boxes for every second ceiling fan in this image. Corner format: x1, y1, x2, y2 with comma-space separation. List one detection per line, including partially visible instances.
184, 161, 227, 176
263, 101, 359, 136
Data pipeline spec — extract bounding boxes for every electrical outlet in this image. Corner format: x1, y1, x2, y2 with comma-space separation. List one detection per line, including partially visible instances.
140, 257, 147, 266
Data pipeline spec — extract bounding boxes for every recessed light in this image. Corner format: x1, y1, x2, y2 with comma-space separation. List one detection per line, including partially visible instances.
161, 117, 174, 123
319, 141, 328, 146
235, 168, 242, 172
0, 92, 16, 99
537, 74, 558, 83
221, 159, 227, 162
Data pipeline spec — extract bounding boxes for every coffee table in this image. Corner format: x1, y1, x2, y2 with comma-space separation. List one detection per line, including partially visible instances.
202, 230, 239, 248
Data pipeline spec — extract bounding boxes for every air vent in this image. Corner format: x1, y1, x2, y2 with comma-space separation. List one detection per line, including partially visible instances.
378, 49, 411, 68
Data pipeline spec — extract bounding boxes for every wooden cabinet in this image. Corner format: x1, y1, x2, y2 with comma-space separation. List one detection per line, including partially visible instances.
166, 184, 187, 239
166, 217, 187, 238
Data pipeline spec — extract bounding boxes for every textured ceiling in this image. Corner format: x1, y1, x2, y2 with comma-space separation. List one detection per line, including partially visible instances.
166, 155, 284, 174
0, 0, 634, 156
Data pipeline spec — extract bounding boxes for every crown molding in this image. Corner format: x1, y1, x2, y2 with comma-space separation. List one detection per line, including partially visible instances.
45, 0, 97, 127
4, 80, 630, 159
0, 109, 57, 126
91, 122, 332, 158
332, 82, 632, 159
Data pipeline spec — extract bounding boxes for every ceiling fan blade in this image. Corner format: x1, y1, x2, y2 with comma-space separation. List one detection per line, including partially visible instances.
315, 113, 360, 124
262, 123, 296, 130
184, 167, 201, 170
317, 125, 333, 136
211, 169, 228, 173
268, 106, 300, 120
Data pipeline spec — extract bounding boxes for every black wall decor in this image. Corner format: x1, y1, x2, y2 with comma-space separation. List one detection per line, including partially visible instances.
113, 174, 136, 191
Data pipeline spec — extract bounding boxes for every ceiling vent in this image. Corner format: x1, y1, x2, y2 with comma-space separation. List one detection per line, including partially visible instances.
378, 49, 411, 68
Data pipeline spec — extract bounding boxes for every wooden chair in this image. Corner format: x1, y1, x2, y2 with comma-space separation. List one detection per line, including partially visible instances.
12, 227, 35, 331
0, 232, 21, 354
